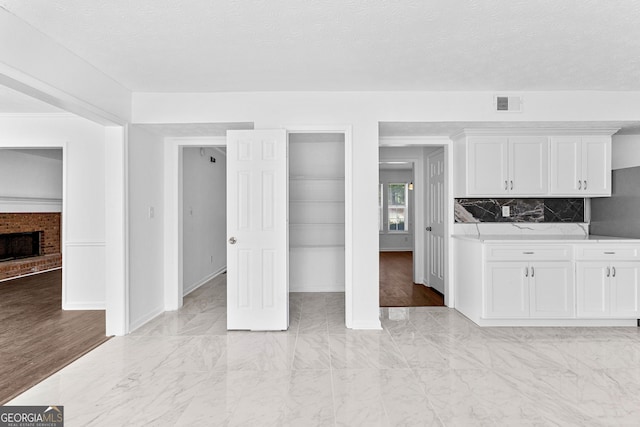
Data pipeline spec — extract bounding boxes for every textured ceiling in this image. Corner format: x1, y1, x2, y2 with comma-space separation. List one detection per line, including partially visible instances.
1, 0, 639, 92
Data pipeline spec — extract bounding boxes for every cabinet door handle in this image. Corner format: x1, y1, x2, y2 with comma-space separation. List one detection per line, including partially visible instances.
578, 180, 582, 190
584, 180, 588, 190
525, 266, 529, 277
612, 266, 616, 277
510, 180, 514, 190
505, 180, 508, 191
606, 267, 610, 277
531, 266, 535, 277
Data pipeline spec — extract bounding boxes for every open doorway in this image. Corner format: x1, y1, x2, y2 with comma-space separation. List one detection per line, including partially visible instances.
0, 145, 108, 403
378, 145, 447, 307
182, 146, 227, 296
164, 125, 354, 331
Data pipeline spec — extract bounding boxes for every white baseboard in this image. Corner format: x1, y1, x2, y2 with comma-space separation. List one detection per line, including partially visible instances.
129, 306, 164, 333
289, 283, 345, 292
379, 248, 413, 252
0, 267, 62, 283
350, 319, 383, 330
183, 266, 227, 296
63, 302, 105, 310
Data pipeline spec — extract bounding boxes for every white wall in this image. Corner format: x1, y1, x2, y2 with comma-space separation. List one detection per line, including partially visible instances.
379, 169, 414, 251
133, 90, 640, 328
182, 147, 227, 294
128, 125, 165, 330
0, 116, 106, 308
612, 134, 640, 170
0, 149, 62, 212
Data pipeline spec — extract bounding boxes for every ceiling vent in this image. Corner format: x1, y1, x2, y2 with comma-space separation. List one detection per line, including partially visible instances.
494, 95, 523, 112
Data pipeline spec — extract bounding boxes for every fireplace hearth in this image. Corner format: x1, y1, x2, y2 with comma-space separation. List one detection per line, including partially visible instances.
0, 232, 42, 262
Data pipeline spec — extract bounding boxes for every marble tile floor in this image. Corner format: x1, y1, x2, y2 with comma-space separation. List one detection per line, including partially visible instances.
8, 274, 640, 426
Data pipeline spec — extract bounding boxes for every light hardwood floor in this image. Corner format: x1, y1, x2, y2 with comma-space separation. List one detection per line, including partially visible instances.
379, 251, 445, 307
0, 269, 108, 404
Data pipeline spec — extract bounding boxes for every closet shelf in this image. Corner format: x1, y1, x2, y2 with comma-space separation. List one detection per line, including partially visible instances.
290, 222, 345, 226
290, 244, 345, 249
289, 200, 345, 203
289, 176, 345, 181
289, 222, 344, 228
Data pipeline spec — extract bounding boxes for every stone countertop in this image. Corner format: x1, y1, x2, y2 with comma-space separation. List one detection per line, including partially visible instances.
451, 234, 640, 243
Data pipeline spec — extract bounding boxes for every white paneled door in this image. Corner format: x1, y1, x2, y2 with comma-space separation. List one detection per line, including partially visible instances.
226, 130, 289, 330
426, 149, 445, 294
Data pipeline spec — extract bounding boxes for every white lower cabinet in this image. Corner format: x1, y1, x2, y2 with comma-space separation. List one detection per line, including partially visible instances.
577, 261, 640, 318
486, 262, 529, 318
485, 261, 574, 319
529, 262, 575, 318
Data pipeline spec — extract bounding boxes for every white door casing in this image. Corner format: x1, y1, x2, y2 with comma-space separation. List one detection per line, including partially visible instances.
426, 149, 445, 293
226, 129, 289, 330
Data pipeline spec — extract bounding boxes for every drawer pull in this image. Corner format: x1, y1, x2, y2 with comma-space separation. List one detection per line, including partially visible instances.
522, 251, 535, 254
604, 252, 616, 255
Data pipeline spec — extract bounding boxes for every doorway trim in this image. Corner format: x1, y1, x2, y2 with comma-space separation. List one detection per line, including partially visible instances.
164, 136, 226, 310
165, 127, 353, 327
379, 136, 455, 307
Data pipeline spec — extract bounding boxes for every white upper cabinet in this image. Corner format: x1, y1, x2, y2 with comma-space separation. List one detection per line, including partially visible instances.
509, 136, 549, 195
455, 130, 614, 198
550, 136, 611, 196
467, 136, 509, 195
461, 135, 548, 196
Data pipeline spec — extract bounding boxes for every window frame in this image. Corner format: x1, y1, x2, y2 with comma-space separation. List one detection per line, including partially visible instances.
379, 182, 410, 234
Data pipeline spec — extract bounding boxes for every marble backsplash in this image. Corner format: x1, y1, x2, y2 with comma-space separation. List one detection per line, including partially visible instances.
455, 198, 584, 223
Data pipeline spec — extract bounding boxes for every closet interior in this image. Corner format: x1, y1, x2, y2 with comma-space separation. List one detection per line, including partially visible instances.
288, 132, 346, 292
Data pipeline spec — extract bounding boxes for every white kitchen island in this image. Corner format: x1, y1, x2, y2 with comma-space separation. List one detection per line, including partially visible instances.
453, 234, 640, 326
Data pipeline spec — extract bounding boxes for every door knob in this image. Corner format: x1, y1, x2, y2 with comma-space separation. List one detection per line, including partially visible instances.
426, 227, 432, 231
228, 237, 237, 245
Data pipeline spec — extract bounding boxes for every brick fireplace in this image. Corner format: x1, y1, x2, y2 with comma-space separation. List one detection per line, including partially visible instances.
0, 213, 62, 280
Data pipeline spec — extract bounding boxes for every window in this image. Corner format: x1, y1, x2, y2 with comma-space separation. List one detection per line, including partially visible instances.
387, 183, 409, 232
378, 183, 384, 231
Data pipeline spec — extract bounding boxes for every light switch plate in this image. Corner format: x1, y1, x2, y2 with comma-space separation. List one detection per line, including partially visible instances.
502, 206, 510, 217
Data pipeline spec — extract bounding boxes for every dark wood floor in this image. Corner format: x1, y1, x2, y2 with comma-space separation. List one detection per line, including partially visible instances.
379, 251, 445, 307
0, 270, 109, 404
